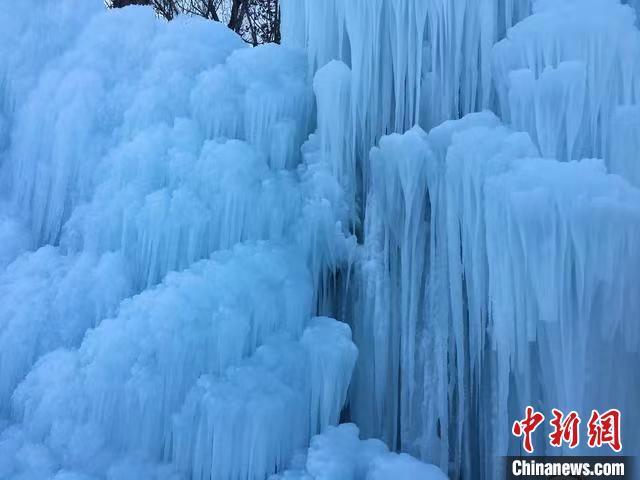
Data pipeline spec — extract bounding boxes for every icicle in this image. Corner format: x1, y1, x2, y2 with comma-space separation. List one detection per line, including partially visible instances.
9, 244, 312, 476
171, 317, 357, 480
608, 105, 640, 187
313, 61, 356, 222
62, 132, 304, 289
493, 0, 640, 166
281, 0, 533, 147
351, 126, 435, 452
191, 45, 312, 171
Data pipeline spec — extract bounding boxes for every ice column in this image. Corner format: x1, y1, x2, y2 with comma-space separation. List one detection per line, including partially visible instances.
350, 126, 435, 452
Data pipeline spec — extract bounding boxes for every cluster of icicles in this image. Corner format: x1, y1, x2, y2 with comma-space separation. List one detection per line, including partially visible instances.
285, 0, 640, 478
0, 0, 638, 479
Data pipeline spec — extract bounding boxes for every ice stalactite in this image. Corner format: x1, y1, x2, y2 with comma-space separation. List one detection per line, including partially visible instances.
350, 113, 536, 477
0, 0, 101, 146
2, 0, 640, 479
284, 1, 640, 477
3, 7, 311, 250
172, 317, 357, 480
4, 8, 242, 246
313, 61, 356, 223
281, 0, 533, 161
437, 120, 549, 478
62, 130, 304, 289
493, 0, 640, 172
350, 126, 435, 453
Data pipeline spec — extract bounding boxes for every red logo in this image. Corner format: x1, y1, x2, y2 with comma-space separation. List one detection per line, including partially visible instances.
512, 406, 545, 453
549, 409, 581, 448
512, 407, 622, 453
587, 409, 622, 452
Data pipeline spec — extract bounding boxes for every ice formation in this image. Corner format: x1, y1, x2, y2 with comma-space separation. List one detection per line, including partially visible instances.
172, 317, 357, 480
0, 2, 358, 479
0, 249, 131, 415
282, 0, 640, 478
1, 0, 639, 479
348, 110, 639, 479
271, 424, 447, 480
493, 0, 640, 167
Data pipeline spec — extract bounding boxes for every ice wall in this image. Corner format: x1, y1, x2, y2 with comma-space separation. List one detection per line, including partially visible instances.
350, 114, 640, 478
283, 1, 640, 478
0, 2, 362, 479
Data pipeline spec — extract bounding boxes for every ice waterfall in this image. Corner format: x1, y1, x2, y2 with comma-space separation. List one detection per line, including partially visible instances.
0, 0, 638, 479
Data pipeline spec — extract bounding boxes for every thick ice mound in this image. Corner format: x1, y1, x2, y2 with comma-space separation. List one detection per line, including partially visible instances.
271, 424, 447, 480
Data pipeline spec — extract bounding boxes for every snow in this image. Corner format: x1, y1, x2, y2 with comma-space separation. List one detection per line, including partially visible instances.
1, 0, 639, 479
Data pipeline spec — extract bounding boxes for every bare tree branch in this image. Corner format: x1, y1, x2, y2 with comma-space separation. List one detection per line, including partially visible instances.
107, 0, 280, 44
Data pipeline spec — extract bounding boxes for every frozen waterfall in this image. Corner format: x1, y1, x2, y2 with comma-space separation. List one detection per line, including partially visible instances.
0, 0, 638, 479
